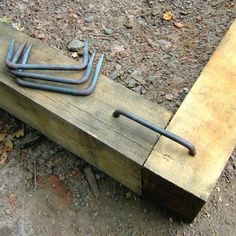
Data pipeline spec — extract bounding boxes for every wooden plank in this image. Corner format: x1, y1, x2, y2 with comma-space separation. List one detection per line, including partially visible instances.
143, 20, 236, 221
0, 23, 171, 194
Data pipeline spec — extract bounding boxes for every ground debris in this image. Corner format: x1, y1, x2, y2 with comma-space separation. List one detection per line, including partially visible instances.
84, 166, 100, 199
162, 11, 173, 21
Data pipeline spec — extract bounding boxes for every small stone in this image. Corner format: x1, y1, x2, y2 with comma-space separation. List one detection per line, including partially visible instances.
196, 16, 202, 21
127, 79, 137, 88
94, 212, 99, 217
110, 71, 120, 80
71, 52, 79, 58
183, 87, 189, 93
158, 39, 172, 50
165, 94, 174, 101
160, 91, 165, 96
84, 15, 95, 23
37, 33, 45, 39
104, 28, 113, 35
147, 76, 158, 86
31, 5, 40, 12
143, 208, 148, 213
140, 88, 147, 95
5, 208, 12, 215
115, 64, 122, 71
95, 174, 101, 180
130, 69, 144, 83
68, 39, 84, 52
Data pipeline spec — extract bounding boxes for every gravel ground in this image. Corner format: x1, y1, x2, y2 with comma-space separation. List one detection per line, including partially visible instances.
0, 0, 236, 235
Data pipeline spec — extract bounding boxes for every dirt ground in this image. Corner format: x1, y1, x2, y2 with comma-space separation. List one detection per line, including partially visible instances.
0, 0, 236, 235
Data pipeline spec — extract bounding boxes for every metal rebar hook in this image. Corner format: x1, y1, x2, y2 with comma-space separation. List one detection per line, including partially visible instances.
10, 44, 95, 85
5, 39, 89, 70
10, 44, 104, 96
113, 109, 196, 156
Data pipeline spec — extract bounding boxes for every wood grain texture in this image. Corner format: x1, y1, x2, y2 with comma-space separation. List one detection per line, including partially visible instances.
144, 20, 236, 220
0, 23, 171, 194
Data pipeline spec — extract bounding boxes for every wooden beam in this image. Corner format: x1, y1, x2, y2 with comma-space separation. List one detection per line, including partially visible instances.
143, 20, 236, 221
0, 23, 171, 194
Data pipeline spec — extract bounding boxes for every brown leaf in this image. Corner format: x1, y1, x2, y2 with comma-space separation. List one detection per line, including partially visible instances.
174, 21, 184, 28
13, 128, 24, 138
8, 193, 16, 208
4, 137, 13, 151
0, 152, 8, 166
163, 11, 173, 21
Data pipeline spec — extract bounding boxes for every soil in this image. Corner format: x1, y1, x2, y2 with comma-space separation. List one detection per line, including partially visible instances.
0, 0, 236, 235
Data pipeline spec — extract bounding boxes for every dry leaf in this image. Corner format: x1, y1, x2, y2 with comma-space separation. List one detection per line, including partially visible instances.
163, 11, 173, 21
13, 129, 24, 138
174, 21, 184, 28
4, 138, 13, 151
0, 133, 6, 142
0, 152, 8, 166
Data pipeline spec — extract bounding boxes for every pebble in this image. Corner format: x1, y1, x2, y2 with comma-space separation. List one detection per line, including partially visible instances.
127, 79, 137, 88
5, 208, 11, 215
183, 87, 189, 93
68, 39, 84, 52
95, 174, 101, 180
115, 64, 122, 71
110, 70, 120, 80
165, 94, 174, 101
104, 28, 113, 35
160, 91, 165, 96
84, 15, 95, 23
130, 69, 144, 83
31, 5, 40, 12
147, 76, 158, 86
158, 39, 172, 50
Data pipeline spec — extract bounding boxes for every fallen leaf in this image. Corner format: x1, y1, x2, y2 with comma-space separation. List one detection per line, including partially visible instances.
174, 21, 184, 28
163, 11, 173, 21
4, 138, 13, 151
226, 2, 235, 8
0, 133, 6, 142
0, 152, 8, 166
13, 128, 24, 138
8, 192, 16, 208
